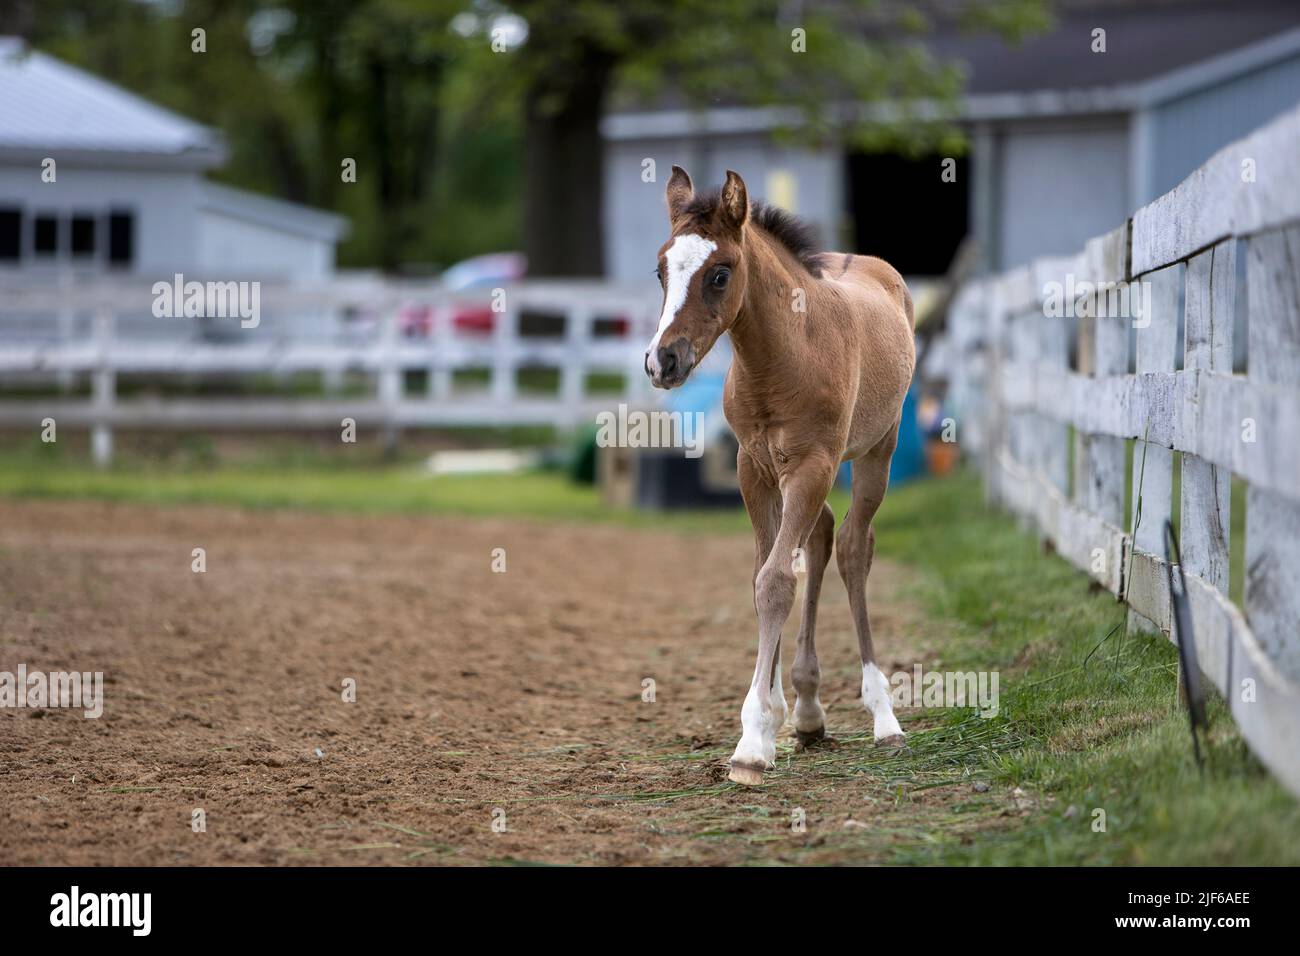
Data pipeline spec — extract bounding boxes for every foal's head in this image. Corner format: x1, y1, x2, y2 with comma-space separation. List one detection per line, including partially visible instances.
644, 166, 750, 389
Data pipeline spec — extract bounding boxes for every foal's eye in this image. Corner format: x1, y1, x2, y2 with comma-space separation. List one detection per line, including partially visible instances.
654, 267, 663, 282
712, 269, 730, 289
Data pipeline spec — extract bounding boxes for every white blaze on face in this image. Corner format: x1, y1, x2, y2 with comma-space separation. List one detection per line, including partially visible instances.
646, 233, 717, 371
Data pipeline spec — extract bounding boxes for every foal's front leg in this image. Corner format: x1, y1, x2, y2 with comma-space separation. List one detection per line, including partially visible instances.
729, 459, 836, 786
792, 502, 835, 747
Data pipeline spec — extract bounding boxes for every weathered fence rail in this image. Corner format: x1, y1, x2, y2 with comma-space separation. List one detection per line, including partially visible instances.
946, 103, 1300, 794
0, 277, 658, 462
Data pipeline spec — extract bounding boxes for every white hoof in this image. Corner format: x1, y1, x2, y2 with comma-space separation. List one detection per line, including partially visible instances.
727, 763, 766, 786
872, 708, 904, 742
729, 734, 776, 772
862, 661, 905, 743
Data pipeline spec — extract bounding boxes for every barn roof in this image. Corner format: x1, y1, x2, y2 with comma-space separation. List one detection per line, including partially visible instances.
200, 181, 350, 243
933, 0, 1300, 95
0, 37, 226, 167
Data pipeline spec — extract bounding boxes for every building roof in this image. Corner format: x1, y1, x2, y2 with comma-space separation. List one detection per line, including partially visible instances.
933, 0, 1300, 95
604, 0, 1300, 136
0, 37, 226, 167
200, 181, 350, 243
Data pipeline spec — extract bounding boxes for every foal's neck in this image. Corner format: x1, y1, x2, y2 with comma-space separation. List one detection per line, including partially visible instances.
729, 227, 809, 376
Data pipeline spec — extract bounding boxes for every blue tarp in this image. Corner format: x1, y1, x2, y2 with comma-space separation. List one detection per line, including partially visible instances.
837, 383, 924, 489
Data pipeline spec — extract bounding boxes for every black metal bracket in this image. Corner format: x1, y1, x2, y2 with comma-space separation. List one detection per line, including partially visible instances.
1164, 520, 1206, 771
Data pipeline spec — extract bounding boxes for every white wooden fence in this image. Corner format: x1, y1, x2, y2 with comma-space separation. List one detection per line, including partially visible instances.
946, 103, 1300, 794
0, 276, 658, 463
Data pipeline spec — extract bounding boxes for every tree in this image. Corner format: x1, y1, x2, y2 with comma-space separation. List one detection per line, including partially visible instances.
273, 0, 463, 270
484, 0, 1050, 276
16, 0, 492, 272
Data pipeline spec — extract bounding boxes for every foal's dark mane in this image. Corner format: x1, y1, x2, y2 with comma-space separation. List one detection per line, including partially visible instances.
683, 189, 825, 277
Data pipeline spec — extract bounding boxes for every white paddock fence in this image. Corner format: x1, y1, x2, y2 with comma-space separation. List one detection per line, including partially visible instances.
0, 276, 658, 462
943, 103, 1300, 795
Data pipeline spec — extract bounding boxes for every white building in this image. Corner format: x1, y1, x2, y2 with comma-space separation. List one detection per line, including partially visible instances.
0, 37, 347, 280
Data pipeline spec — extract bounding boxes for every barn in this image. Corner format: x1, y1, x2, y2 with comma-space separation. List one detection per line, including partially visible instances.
0, 37, 347, 280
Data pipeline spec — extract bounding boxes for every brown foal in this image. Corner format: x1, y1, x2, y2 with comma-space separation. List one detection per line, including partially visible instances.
644, 166, 915, 785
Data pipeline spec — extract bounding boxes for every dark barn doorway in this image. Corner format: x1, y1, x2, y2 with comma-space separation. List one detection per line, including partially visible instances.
846, 152, 969, 276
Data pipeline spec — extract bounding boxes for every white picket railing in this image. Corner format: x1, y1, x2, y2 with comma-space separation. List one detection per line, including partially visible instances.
946, 103, 1300, 794
0, 276, 659, 462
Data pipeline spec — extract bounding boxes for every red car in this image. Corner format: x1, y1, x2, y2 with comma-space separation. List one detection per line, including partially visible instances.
399, 252, 630, 338
400, 252, 526, 337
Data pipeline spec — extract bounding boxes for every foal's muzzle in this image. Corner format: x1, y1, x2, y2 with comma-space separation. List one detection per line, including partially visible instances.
645, 336, 695, 389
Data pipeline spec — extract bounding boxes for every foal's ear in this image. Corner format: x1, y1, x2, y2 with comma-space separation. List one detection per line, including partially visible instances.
719, 170, 748, 233
666, 165, 694, 223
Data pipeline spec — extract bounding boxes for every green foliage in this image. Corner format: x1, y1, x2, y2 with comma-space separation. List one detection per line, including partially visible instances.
501, 0, 1051, 155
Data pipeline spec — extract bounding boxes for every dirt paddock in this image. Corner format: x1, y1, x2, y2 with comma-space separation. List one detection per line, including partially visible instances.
0, 498, 989, 866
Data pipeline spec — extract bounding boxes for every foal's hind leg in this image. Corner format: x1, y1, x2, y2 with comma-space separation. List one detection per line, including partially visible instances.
792, 502, 835, 747
837, 436, 905, 747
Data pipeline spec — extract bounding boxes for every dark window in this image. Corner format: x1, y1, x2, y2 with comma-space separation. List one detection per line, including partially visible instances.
846, 152, 970, 276
34, 214, 59, 256
108, 211, 133, 267
0, 208, 19, 261
71, 214, 96, 257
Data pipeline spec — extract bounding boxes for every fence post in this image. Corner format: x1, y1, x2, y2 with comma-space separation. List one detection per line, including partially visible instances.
560, 303, 591, 426
429, 297, 451, 401
1073, 305, 1095, 502
1038, 302, 1069, 497
1092, 311, 1129, 529
1075, 226, 1130, 537
948, 285, 984, 456
984, 281, 1008, 507
377, 295, 401, 456
91, 306, 114, 469
492, 290, 518, 406
1006, 294, 1040, 528
57, 270, 75, 393
1244, 224, 1300, 682
1002, 303, 1026, 477
1128, 262, 1181, 634
1180, 241, 1234, 593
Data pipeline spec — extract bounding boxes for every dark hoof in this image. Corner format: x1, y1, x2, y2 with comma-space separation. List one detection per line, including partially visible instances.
795, 726, 830, 752
876, 734, 909, 751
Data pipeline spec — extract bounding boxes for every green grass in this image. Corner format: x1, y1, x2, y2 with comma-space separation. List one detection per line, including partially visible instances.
864, 473, 1300, 864
0, 456, 612, 521
1, 442, 1295, 864
0, 437, 754, 531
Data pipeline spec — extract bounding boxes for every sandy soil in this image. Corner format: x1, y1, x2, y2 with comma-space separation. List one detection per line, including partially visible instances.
0, 498, 985, 866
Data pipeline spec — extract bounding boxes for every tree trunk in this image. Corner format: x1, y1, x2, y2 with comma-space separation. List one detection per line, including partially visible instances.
522, 49, 614, 278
